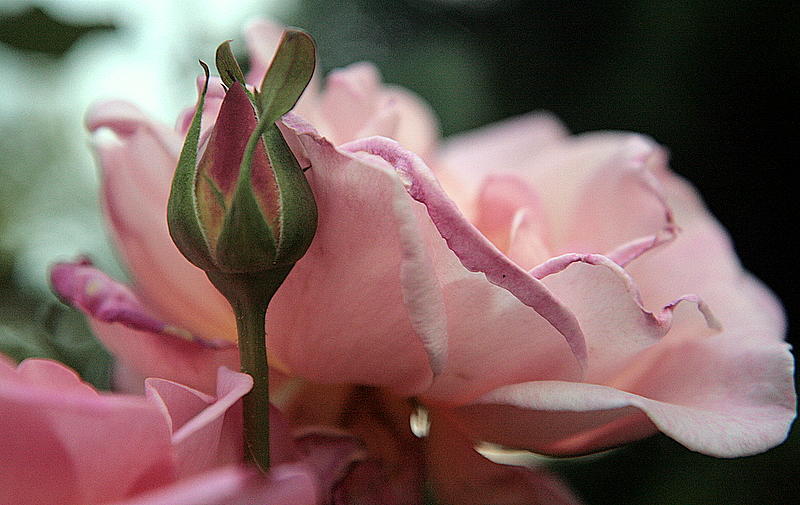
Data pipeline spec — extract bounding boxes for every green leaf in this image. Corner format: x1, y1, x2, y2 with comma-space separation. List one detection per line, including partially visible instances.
0, 304, 112, 390
257, 29, 316, 123
0, 6, 115, 57
167, 61, 215, 272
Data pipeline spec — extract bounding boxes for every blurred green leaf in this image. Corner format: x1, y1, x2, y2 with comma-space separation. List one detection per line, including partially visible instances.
0, 301, 112, 390
0, 6, 115, 57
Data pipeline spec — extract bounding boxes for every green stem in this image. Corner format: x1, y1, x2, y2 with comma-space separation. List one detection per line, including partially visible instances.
206, 267, 293, 474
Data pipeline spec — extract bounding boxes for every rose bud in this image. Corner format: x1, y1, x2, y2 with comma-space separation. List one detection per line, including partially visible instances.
168, 31, 317, 282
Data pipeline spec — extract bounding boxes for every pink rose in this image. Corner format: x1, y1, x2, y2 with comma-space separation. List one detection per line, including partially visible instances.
0, 356, 363, 505
52, 18, 795, 504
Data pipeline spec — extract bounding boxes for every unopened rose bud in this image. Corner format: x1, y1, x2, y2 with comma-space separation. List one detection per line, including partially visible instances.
168, 30, 317, 277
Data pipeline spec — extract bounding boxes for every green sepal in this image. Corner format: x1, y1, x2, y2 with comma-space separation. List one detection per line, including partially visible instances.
263, 123, 317, 264
257, 29, 316, 122
215, 40, 247, 88
167, 61, 215, 272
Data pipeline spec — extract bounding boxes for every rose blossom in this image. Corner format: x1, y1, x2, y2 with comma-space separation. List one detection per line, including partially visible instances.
0, 355, 369, 505
51, 19, 795, 504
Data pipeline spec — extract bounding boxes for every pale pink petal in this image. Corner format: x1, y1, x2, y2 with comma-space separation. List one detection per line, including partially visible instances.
15, 357, 98, 395
531, 253, 719, 381
454, 331, 795, 457
87, 100, 235, 342
51, 259, 238, 393
627, 170, 786, 341
506, 207, 553, 271
320, 63, 382, 145
316, 64, 440, 159
436, 112, 568, 219
514, 133, 674, 263
378, 85, 440, 161
107, 464, 319, 505
427, 410, 583, 505
471, 173, 547, 255
0, 359, 175, 505
268, 117, 445, 394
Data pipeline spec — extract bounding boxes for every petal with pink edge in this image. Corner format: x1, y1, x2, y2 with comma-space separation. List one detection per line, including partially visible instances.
51, 259, 238, 393
532, 253, 719, 381
87, 100, 235, 342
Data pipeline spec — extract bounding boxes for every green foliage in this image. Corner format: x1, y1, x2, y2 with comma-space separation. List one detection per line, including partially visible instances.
0, 6, 114, 57
0, 302, 112, 390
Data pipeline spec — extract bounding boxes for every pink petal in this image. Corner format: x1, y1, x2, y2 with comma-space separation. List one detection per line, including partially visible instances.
0, 359, 175, 505
280, 116, 586, 401
454, 331, 795, 457
280, 117, 588, 401
107, 464, 319, 505
377, 86, 440, 161
427, 410, 583, 505
267, 117, 447, 394
436, 112, 568, 220
87, 100, 236, 342
471, 173, 546, 255
506, 132, 675, 264
627, 169, 786, 340
531, 253, 719, 381
320, 63, 382, 145
51, 258, 239, 393
313, 62, 440, 159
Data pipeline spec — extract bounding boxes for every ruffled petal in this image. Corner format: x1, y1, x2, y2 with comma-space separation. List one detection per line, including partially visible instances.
280, 116, 587, 400
531, 253, 719, 381
87, 100, 236, 342
340, 134, 587, 394
51, 259, 238, 393
627, 169, 786, 341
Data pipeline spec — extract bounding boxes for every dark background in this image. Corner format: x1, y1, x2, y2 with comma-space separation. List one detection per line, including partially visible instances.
1, 1, 797, 503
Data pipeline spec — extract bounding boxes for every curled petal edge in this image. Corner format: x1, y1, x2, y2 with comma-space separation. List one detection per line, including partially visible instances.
530, 253, 722, 333
50, 258, 233, 350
